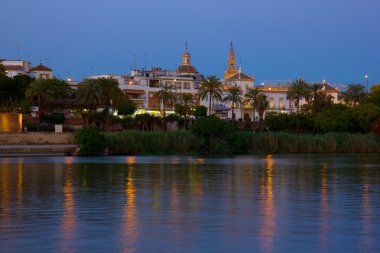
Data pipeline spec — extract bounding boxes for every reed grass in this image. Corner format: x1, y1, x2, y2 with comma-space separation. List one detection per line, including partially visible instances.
102, 130, 380, 155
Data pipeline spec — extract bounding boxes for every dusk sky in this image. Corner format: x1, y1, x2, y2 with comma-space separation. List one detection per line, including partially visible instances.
1, 0, 379, 86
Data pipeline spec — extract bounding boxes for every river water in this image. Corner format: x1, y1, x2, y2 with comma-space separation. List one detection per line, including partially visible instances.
0, 155, 379, 253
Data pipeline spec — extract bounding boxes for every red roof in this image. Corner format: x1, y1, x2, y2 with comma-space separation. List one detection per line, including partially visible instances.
4, 65, 23, 71
30, 64, 52, 72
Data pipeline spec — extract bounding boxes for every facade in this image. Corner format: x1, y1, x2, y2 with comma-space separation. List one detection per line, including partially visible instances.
89, 46, 203, 115
0, 60, 31, 77
29, 64, 53, 79
216, 44, 340, 120
0, 60, 53, 79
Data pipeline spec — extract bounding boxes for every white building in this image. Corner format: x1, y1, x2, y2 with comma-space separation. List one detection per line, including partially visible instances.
89, 46, 203, 115
0, 60, 31, 77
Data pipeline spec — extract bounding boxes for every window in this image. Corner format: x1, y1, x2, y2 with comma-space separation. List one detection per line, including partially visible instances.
184, 82, 191, 89
175, 82, 181, 89
165, 81, 173, 87
269, 97, 274, 109
279, 98, 284, 109
194, 82, 199, 89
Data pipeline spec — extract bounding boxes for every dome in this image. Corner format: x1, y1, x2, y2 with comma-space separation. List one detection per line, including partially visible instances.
177, 65, 198, 75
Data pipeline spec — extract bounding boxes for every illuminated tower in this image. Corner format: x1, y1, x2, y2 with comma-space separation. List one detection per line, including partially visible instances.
224, 42, 237, 79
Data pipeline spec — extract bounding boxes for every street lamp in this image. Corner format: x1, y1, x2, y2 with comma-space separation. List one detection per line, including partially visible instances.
364, 75, 369, 93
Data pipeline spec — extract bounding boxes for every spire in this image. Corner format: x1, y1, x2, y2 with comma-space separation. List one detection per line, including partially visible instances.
224, 42, 237, 79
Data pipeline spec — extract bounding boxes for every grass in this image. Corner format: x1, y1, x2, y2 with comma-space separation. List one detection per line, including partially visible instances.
101, 130, 380, 155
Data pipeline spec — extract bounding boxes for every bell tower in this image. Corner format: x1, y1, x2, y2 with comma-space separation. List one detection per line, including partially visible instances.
224, 42, 237, 79
182, 42, 191, 65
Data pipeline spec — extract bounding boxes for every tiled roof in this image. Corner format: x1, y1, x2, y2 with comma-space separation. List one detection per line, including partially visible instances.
319, 83, 338, 91
4, 65, 23, 71
177, 65, 198, 74
30, 64, 52, 72
226, 72, 254, 81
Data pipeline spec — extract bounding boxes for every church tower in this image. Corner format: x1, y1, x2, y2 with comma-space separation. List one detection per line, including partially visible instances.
182, 43, 191, 65
224, 42, 237, 79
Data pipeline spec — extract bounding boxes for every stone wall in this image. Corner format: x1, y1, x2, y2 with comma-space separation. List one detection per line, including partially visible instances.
0, 132, 76, 145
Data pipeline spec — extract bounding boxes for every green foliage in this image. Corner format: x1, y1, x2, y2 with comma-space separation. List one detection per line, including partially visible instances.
76, 127, 106, 155
193, 105, 207, 118
264, 112, 289, 131
191, 116, 231, 147
315, 109, 352, 132
199, 75, 223, 115
117, 98, 137, 116
350, 104, 380, 132
104, 130, 202, 155
264, 112, 313, 132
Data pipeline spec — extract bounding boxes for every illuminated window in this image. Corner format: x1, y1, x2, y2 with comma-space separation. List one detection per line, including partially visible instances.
279, 98, 284, 109
269, 97, 274, 109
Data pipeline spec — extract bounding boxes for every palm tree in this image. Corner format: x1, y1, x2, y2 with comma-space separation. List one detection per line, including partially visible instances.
181, 93, 193, 128
286, 78, 310, 132
199, 75, 224, 115
76, 79, 103, 126
340, 84, 367, 106
256, 94, 268, 128
223, 86, 243, 120
154, 83, 176, 131
25, 79, 54, 131
244, 87, 262, 122
305, 84, 333, 114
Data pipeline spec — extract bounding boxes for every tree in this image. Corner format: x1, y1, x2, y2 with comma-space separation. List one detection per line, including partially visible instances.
193, 105, 207, 118
0, 75, 15, 111
286, 78, 310, 132
223, 86, 243, 120
340, 84, 367, 106
47, 78, 74, 99
303, 84, 334, 114
370, 84, 380, 107
154, 82, 176, 131
117, 98, 137, 116
199, 75, 224, 115
25, 79, 54, 131
256, 94, 268, 125
76, 79, 104, 126
175, 93, 193, 129
95, 78, 124, 106
244, 87, 261, 122
0, 64, 6, 76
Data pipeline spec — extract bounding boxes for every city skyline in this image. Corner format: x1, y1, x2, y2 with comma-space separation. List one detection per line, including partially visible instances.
1, 0, 379, 85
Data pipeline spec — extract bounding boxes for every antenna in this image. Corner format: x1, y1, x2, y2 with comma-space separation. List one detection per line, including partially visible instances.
132, 55, 137, 70
17, 44, 20, 60
144, 52, 147, 70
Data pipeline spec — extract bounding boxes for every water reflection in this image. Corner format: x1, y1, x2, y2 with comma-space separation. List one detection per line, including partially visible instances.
121, 165, 139, 252
259, 155, 276, 253
319, 163, 329, 251
0, 155, 379, 253
59, 164, 76, 253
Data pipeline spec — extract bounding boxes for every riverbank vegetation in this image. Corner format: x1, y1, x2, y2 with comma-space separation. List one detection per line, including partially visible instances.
76, 126, 380, 155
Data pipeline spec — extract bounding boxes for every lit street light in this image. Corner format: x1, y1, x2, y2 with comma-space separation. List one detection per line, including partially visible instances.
364, 75, 369, 93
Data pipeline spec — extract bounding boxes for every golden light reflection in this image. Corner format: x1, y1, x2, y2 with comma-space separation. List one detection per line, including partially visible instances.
126, 156, 137, 165
60, 166, 76, 253
259, 155, 276, 253
121, 167, 139, 251
17, 159, 23, 214
64, 156, 74, 165
319, 163, 329, 250
0, 160, 10, 223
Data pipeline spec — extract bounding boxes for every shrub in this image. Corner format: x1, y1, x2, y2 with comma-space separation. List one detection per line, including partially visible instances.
191, 116, 231, 146
76, 127, 106, 155
193, 105, 207, 118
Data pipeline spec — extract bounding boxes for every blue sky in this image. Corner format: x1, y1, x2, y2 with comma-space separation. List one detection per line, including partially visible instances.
1, 0, 379, 86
